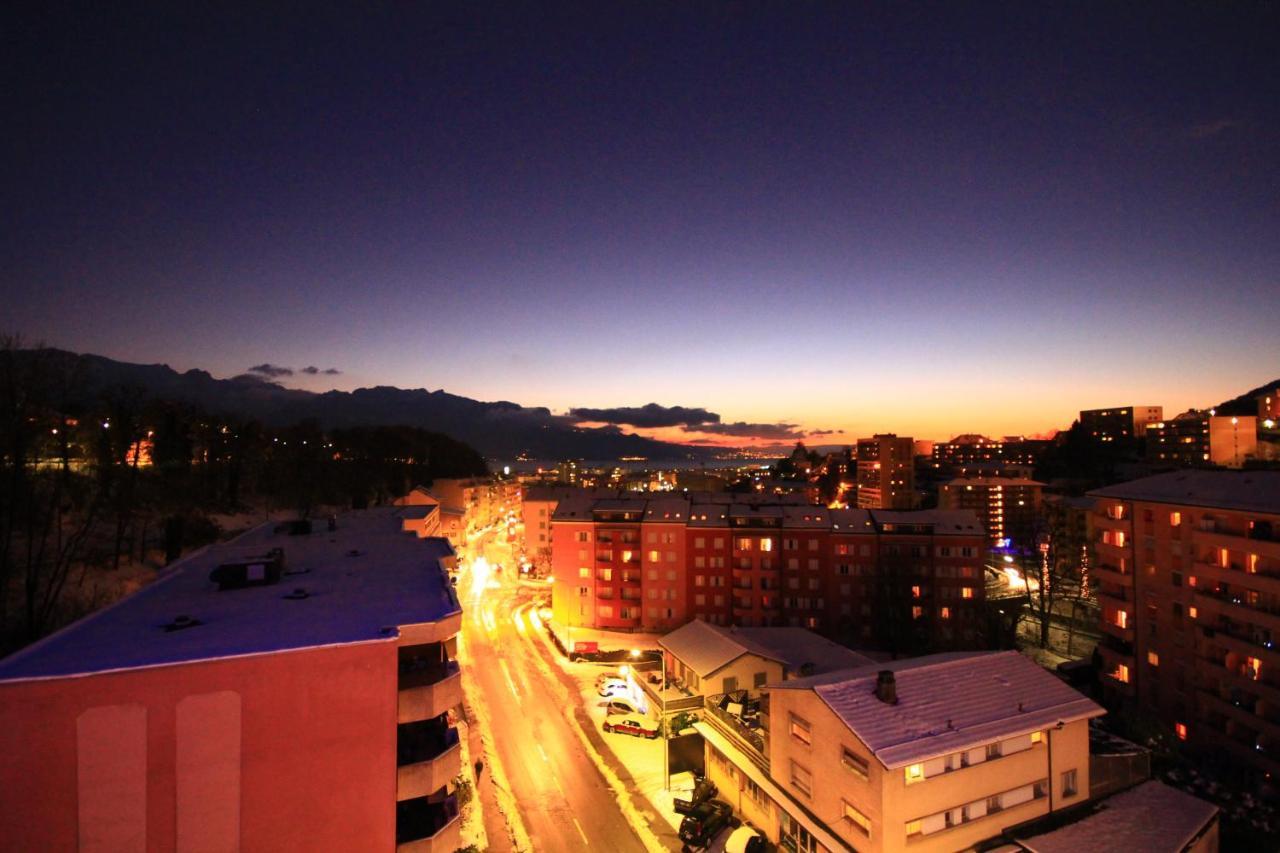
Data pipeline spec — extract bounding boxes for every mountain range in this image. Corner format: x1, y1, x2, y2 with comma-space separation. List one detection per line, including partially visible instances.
14, 349, 711, 461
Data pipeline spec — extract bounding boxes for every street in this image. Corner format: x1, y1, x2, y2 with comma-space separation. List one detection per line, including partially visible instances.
456, 523, 656, 852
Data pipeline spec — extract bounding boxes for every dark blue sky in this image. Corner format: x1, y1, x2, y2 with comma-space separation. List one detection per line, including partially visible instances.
5, 3, 1277, 440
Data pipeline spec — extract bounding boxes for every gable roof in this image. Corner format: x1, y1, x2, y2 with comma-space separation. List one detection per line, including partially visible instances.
660, 620, 874, 678
772, 651, 1103, 768
1016, 780, 1218, 853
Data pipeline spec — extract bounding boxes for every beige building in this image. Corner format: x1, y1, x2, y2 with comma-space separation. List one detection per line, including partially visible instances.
697, 651, 1103, 852
1146, 413, 1258, 469
856, 434, 916, 510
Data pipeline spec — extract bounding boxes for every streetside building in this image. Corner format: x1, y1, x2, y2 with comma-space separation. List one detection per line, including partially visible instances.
550, 496, 987, 650
520, 485, 625, 563
1079, 406, 1165, 442
696, 651, 1104, 853
0, 509, 465, 853
1088, 470, 1280, 789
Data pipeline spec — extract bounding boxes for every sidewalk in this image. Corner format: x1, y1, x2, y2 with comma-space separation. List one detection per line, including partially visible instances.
550, 620, 665, 653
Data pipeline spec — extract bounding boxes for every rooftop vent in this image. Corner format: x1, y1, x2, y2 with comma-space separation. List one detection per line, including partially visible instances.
874, 670, 898, 704
210, 547, 285, 590
164, 614, 202, 632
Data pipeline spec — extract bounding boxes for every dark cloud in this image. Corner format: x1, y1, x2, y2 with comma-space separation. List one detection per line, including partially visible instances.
299, 365, 343, 376
684, 421, 805, 440
569, 402, 719, 428
808, 429, 836, 436
248, 363, 293, 378
323, 367, 341, 375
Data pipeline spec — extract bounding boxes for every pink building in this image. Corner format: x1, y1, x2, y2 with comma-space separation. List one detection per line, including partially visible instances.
0, 509, 464, 853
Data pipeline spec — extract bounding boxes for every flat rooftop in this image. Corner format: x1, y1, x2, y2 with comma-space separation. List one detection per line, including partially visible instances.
1089, 470, 1280, 515
0, 508, 460, 681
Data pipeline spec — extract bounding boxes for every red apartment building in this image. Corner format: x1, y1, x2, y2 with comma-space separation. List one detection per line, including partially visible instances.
0, 509, 465, 853
551, 496, 987, 649
1089, 470, 1280, 787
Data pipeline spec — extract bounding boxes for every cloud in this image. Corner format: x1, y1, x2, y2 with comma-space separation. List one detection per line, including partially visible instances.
300, 365, 342, 376
1187, 118, 1242, 140
248, 363, 294, 378
569, 402, 720, 428
808, 428, 836, 436
684, 421, 806, 440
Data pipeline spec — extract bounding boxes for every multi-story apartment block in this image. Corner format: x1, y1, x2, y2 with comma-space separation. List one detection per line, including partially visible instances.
1146, 412, 1259, 469
430, 476, 519, 534
1089, 470, 1280, 787
550, 496, 986, 646
1079, 406, 1164, 441
856, 434, 916, 510
521, 485, 625, 559
696, 651, 1103, 852
0, 509, 465, 852
930, 434, 1048, 471
939, 477, 1045, 547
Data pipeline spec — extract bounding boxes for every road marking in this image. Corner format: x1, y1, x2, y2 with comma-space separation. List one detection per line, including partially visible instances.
513, 609, 526, 634
573, 817, 589, 845
499, 659, 520, 698
536, 743, 550, 764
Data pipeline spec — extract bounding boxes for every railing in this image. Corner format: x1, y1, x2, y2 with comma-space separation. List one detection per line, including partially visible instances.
395, 795, 460, 846
705, 693, 767, 762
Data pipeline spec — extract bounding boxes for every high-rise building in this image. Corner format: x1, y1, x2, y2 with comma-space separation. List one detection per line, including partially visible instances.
856, 434, 916, 510
0, 509, 465, 853
1146, 413, 1259, 469
939, 477, 1045, 547
550, 495, 986, 646
1079, 406, 1164, 441
1088, 470, 1280, 787
930, 434, 1049, 471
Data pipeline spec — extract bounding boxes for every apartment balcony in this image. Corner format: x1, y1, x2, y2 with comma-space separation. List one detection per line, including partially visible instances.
1097, 587, 1132, 609
705, 692, 768, 770
1196, 720, 1280, 779
1090, 563, 1134, 588
1096, 642, 1136, 698
397, 717, 462, 802
395, 793, 461, 853
398, 661, 463, 724
1095, 541, 1130, 563
1094, 513, 1131, 532
1195, 528, 1280, 562
1193, 588, 1280, 636
619, 573, 642, 588
1194, 560, 1280, 598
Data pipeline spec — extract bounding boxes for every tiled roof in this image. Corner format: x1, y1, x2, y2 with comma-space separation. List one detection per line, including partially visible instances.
1016, 780, 1218, 853
660, 620, 873, 678
773, 651, 1103, 768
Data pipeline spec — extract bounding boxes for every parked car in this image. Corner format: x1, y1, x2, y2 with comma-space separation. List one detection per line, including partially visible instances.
723, 824, 767, 853
604, 698, 643, 716
673, 776, 718, 815
597, 678, 629, 697
603, 714, 659, 739
678, 799, 734, 850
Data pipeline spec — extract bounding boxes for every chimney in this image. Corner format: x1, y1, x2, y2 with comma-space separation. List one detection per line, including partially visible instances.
874, 670, 898, 704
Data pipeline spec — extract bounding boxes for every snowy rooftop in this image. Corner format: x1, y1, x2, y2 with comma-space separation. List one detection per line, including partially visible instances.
660, 620, 874, 679
0, 508, 459, 681
1089, 470, 1280, 515
1016, 780, 1219, 853
871, 509, 985, 536
772, 651, 1103, 768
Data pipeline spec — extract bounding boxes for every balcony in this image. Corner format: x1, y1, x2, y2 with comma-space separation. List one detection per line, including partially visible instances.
1090, 563, 1133, 588
1193, 588, 1280, 635
395, 793, 461, 853
399, 660, 463, 724
1196, 527, 1280, 561
1194, 560, 1280, 598
705, 692, 768, 769
397, 716, 462, 802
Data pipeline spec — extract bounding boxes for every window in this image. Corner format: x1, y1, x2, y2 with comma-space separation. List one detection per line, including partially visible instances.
761, 539, 773, 552
1031, 731, 1042, 744
736, 538, 753, 550
789, 714, 812, 745
578, 567, 590, 578
986, 794, 1003, 813
1170, 511, 1181, 527
961, 587, 974, 599
723, 676, 738, 693
754, 671, 767, 688
986, 742, 1002, 760
1148, 651, 1160, 666
905, 819, 922, 836
695, 537, 705, 548
841, 747, 869, 779
576, 531, 591, 542
905, 763, 924, 784
842, 801, 871, 836
790, 761, 813, 797
940, 606, 951, 620
911, 585, 921, 598
1247, 657, 1262, 680
1175, 722, 1188, 741
1062, 768, 1078, 797
911, 606, 923, 620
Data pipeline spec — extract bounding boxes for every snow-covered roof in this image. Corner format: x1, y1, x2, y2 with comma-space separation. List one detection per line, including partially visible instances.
1089, 470, 1280, 515
772, 651, 1104, 768
870, 509, 985, 535
1016, 780, 1219, 853
660, 620, 874, 679
0, 508, 459, 681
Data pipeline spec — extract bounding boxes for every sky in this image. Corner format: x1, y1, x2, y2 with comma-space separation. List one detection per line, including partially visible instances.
5, 3, 1278, 445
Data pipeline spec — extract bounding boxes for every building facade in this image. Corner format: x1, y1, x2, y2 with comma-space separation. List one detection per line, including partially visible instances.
0, 510, 466, 853
1146, 413, 1259, 469
698, 651, 1102, 853
1079, 406, 1164, 441
856, 434, 916, 510
550, 496, 987, 647
1089, 471, 1280, 787
938, 477, 1045, 547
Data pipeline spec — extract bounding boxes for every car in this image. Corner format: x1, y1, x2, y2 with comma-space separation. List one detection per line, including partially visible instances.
604, 698, 643, 716
678, 799, 734, 850
597, 677, 628, 697
603, 714, 659, 739
723, 824, 767, 853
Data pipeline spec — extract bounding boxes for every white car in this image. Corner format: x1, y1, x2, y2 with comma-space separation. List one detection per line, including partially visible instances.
596, 676, 628, 695
724, 825, 766, 853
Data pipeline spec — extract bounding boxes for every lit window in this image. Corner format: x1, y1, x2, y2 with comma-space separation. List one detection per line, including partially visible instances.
1170, 511, 1181, 527
1175, 722, 1188, 741
1148, 652, 1159, 666
905, 764, 924, 784
940, 607, 951, 620
911, 585, 921, 598
842, 801, 871, 836
761, 539, 773, 552
906, 819, 922, 836
1247, 657, 1262, 680
911, 606, 923, 620
1113, 664, 1130, 684
789, 714, 812, 746
841, 747, 869, 779
1031, 731, 1042, 744
1189, 606, 1198, 619
961, 587, 974, 599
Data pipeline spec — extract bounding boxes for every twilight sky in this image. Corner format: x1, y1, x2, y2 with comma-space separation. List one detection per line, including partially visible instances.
5, 4, 1278, 444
